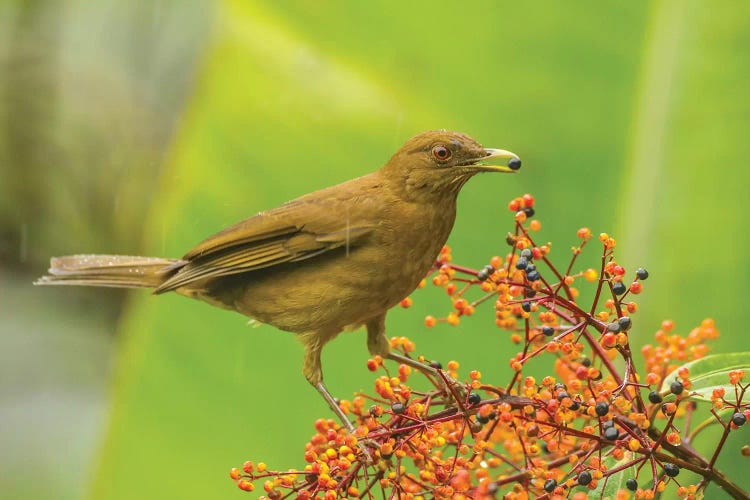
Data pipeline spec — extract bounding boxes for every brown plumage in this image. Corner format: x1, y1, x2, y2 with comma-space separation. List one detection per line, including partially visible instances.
35, 130, 520, 429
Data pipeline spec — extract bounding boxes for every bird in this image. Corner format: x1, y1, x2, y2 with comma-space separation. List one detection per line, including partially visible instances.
35, 130, 521, 432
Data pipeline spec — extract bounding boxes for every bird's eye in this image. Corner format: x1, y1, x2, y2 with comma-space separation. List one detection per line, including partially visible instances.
432, 145, 452, 162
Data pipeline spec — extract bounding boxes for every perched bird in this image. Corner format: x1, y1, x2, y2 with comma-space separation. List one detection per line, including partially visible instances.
35, 130, 520, 431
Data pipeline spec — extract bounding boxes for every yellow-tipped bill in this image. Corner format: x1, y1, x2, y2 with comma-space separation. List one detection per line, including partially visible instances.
469, 148, 521, 173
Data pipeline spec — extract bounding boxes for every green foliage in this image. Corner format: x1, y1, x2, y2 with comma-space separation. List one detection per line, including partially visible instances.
661, 352, 750, 403
588, 455, 638, 499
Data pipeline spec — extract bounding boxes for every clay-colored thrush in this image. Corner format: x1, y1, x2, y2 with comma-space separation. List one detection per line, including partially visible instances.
36, 130, 520, 430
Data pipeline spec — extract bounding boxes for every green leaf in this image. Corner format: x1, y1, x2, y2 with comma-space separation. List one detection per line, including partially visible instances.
589, 454, 638, 499
660, 352, 750, 403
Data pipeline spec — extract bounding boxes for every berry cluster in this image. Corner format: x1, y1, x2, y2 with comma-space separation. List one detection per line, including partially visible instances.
230, 194, 749, 499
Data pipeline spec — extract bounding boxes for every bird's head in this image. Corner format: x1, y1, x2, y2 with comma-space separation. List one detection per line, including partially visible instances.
381, 130, 521, 200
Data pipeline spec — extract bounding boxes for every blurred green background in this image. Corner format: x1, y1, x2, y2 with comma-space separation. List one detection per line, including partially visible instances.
2, 0, 749, 498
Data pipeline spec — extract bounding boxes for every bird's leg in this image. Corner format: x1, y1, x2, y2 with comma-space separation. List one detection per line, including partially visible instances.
301, 336, 374, 462
302, 339, 354, 430
365, 315, 467, 404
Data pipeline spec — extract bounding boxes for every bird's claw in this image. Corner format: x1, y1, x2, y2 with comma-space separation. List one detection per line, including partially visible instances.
436, 373, 469, 408
354, 438, 379, 465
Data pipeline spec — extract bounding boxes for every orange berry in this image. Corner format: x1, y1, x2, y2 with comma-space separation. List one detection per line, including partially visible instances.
399, 297, 413, 308
230, 468, 241, 480
602, 332, 617, 348
584, 268, 598, 282
242, 461, 254, 474
666, 432, 681, 445
577, 227, 592, 240
729, 370, 745, 385
522, 193, 535, 207
447, 312, 460, 326
629, 281, 643, 294
238, 480, 254, 491
424, 315, 436, 328
530, 219, 541, 231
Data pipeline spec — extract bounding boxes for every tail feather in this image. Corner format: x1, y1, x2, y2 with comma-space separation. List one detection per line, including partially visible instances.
34, 254, 184, 289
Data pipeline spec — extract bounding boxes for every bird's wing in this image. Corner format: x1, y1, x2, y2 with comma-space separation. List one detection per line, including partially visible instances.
154, 195, 377, 294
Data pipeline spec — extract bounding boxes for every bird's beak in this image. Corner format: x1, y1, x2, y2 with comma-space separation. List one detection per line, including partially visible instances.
466, 148, 521, 173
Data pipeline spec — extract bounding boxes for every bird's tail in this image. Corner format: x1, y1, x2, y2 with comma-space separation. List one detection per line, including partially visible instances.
34, 254, 183, 289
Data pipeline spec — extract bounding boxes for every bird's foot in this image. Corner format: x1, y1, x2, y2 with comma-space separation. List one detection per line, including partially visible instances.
385, 352, 469, 408
436, 371, 469, 408
353, 438, 379, 465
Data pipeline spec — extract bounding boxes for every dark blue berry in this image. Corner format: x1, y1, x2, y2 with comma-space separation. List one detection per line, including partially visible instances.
636, 268, 649, 280
664, 463, 680, 477
508, 157, 522, 170
468, 392, 482, 405
595, 402, 609, 416
604, 426, 619, 441
523, 207, 535, 217
626, 478, 638, 491
670, 381, 684, 395
476, 269, 489, 281
732, 412, 747, 426
522, 301, 532, 312
520, 249, 533, 260
607, 322, 621, 332
391, 402, 406, 414
577, 471, 592, 485
648, 391, 662, 404
612, 282, 627, 295
543, 479, 557, 493
618, 316, 632, 331
526, 270, 541, 281
542, 325, 555, 337
515, 257, 529, 270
